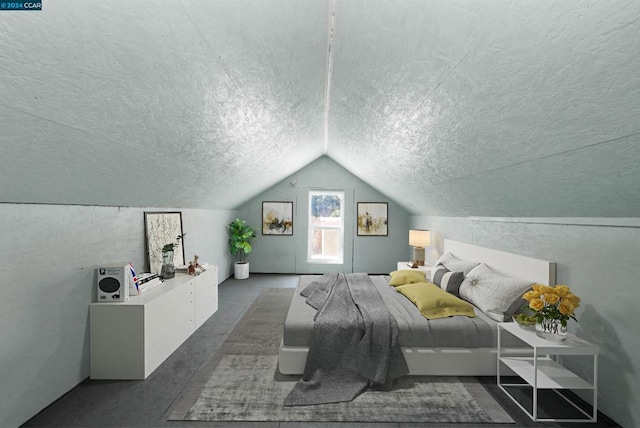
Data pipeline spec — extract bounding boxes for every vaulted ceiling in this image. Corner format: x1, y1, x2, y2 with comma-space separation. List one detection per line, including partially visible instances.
1, 0, 638, 216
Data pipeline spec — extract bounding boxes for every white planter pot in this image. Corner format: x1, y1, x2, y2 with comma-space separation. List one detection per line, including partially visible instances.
234, 262, 250, 279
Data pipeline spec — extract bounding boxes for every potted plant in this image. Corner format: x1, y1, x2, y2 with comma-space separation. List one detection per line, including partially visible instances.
522, 284, 580, 341
228, 218, 256, 279
159, 233, 186, 279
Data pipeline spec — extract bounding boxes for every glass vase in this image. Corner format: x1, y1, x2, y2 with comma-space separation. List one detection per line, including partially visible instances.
160, 250, 175, 279
535, 318, 568, 341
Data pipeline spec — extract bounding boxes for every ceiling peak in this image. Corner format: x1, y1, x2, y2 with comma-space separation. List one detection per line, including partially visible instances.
323, 0, 337, 155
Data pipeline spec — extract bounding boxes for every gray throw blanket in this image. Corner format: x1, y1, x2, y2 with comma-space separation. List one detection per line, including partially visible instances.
284, 273, 409, 406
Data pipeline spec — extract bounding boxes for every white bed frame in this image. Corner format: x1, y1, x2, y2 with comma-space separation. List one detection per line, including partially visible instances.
278, 239, 556, 376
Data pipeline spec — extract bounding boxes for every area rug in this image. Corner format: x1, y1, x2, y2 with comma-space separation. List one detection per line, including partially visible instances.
169, 287, 514, 424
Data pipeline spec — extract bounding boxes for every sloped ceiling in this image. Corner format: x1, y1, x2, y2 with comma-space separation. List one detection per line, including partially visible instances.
1, 0, 638, 216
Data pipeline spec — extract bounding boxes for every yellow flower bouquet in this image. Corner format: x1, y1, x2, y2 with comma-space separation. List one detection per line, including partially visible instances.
522, 284, 580, 340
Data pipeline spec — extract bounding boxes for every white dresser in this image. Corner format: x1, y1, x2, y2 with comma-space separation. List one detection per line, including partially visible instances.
89, 267, 218, 380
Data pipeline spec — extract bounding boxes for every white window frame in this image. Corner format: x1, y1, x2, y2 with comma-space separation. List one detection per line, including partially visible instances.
307, 190, 344, 264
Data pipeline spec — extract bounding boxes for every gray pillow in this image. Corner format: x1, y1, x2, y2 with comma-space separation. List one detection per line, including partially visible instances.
431, 264, 465, 297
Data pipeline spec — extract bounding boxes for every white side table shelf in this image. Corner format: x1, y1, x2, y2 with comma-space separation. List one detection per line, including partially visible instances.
498, 323, 598, 423
396, 261, 432, 280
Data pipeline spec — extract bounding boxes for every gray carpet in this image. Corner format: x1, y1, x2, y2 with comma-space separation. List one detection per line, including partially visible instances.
169, 287, 514, 424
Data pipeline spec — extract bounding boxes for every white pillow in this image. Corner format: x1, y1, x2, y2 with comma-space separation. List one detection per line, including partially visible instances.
459, 264, 533, 322
434, 252, 479, 276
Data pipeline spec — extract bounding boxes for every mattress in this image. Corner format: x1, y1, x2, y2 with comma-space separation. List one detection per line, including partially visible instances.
283, 275, 499, 349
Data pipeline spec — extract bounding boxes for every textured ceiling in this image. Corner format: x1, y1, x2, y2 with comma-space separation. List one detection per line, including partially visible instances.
1, 0, 638, 216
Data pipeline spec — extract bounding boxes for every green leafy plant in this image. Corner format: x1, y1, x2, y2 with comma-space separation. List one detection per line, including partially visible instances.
228, 218, 256, 263
162, 233, 186, 253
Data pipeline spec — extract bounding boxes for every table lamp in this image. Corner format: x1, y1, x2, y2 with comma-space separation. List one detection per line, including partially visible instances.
409, 229, 430, 266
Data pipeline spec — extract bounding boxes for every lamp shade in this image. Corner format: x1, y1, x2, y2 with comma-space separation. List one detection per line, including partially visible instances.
409, 229, 430, 248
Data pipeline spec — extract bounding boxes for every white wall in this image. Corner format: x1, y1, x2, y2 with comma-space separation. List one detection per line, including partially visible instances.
0, 203, 236, 428
412, 216, 639, 428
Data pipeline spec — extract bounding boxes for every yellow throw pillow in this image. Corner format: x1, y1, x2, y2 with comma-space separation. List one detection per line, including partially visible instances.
395, 282, 476, 320
389, 270, 427, 286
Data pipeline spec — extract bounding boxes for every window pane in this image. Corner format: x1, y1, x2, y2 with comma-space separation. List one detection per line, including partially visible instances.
310, 229, 341, 259
311, 229, 323, 256
311, 194, 342, 218
321, 229, 341, 259
310, 216, 341, 227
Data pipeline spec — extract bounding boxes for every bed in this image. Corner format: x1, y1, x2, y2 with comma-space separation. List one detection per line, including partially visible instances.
278, 239, 556, 376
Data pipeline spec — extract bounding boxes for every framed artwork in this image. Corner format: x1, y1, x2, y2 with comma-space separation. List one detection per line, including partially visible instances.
357, 202, 388, 236
144, 211, 185, 274
262, 201, 293, 235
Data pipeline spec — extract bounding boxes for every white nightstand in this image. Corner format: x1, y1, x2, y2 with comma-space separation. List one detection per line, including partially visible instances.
396, 262, 432, 280
498, 323, 598, 422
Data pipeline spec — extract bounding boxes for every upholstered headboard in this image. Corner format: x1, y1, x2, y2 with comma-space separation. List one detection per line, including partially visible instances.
443, 239, 556, 286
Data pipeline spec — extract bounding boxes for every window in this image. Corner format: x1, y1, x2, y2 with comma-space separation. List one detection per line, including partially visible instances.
308, 190, 344, 264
